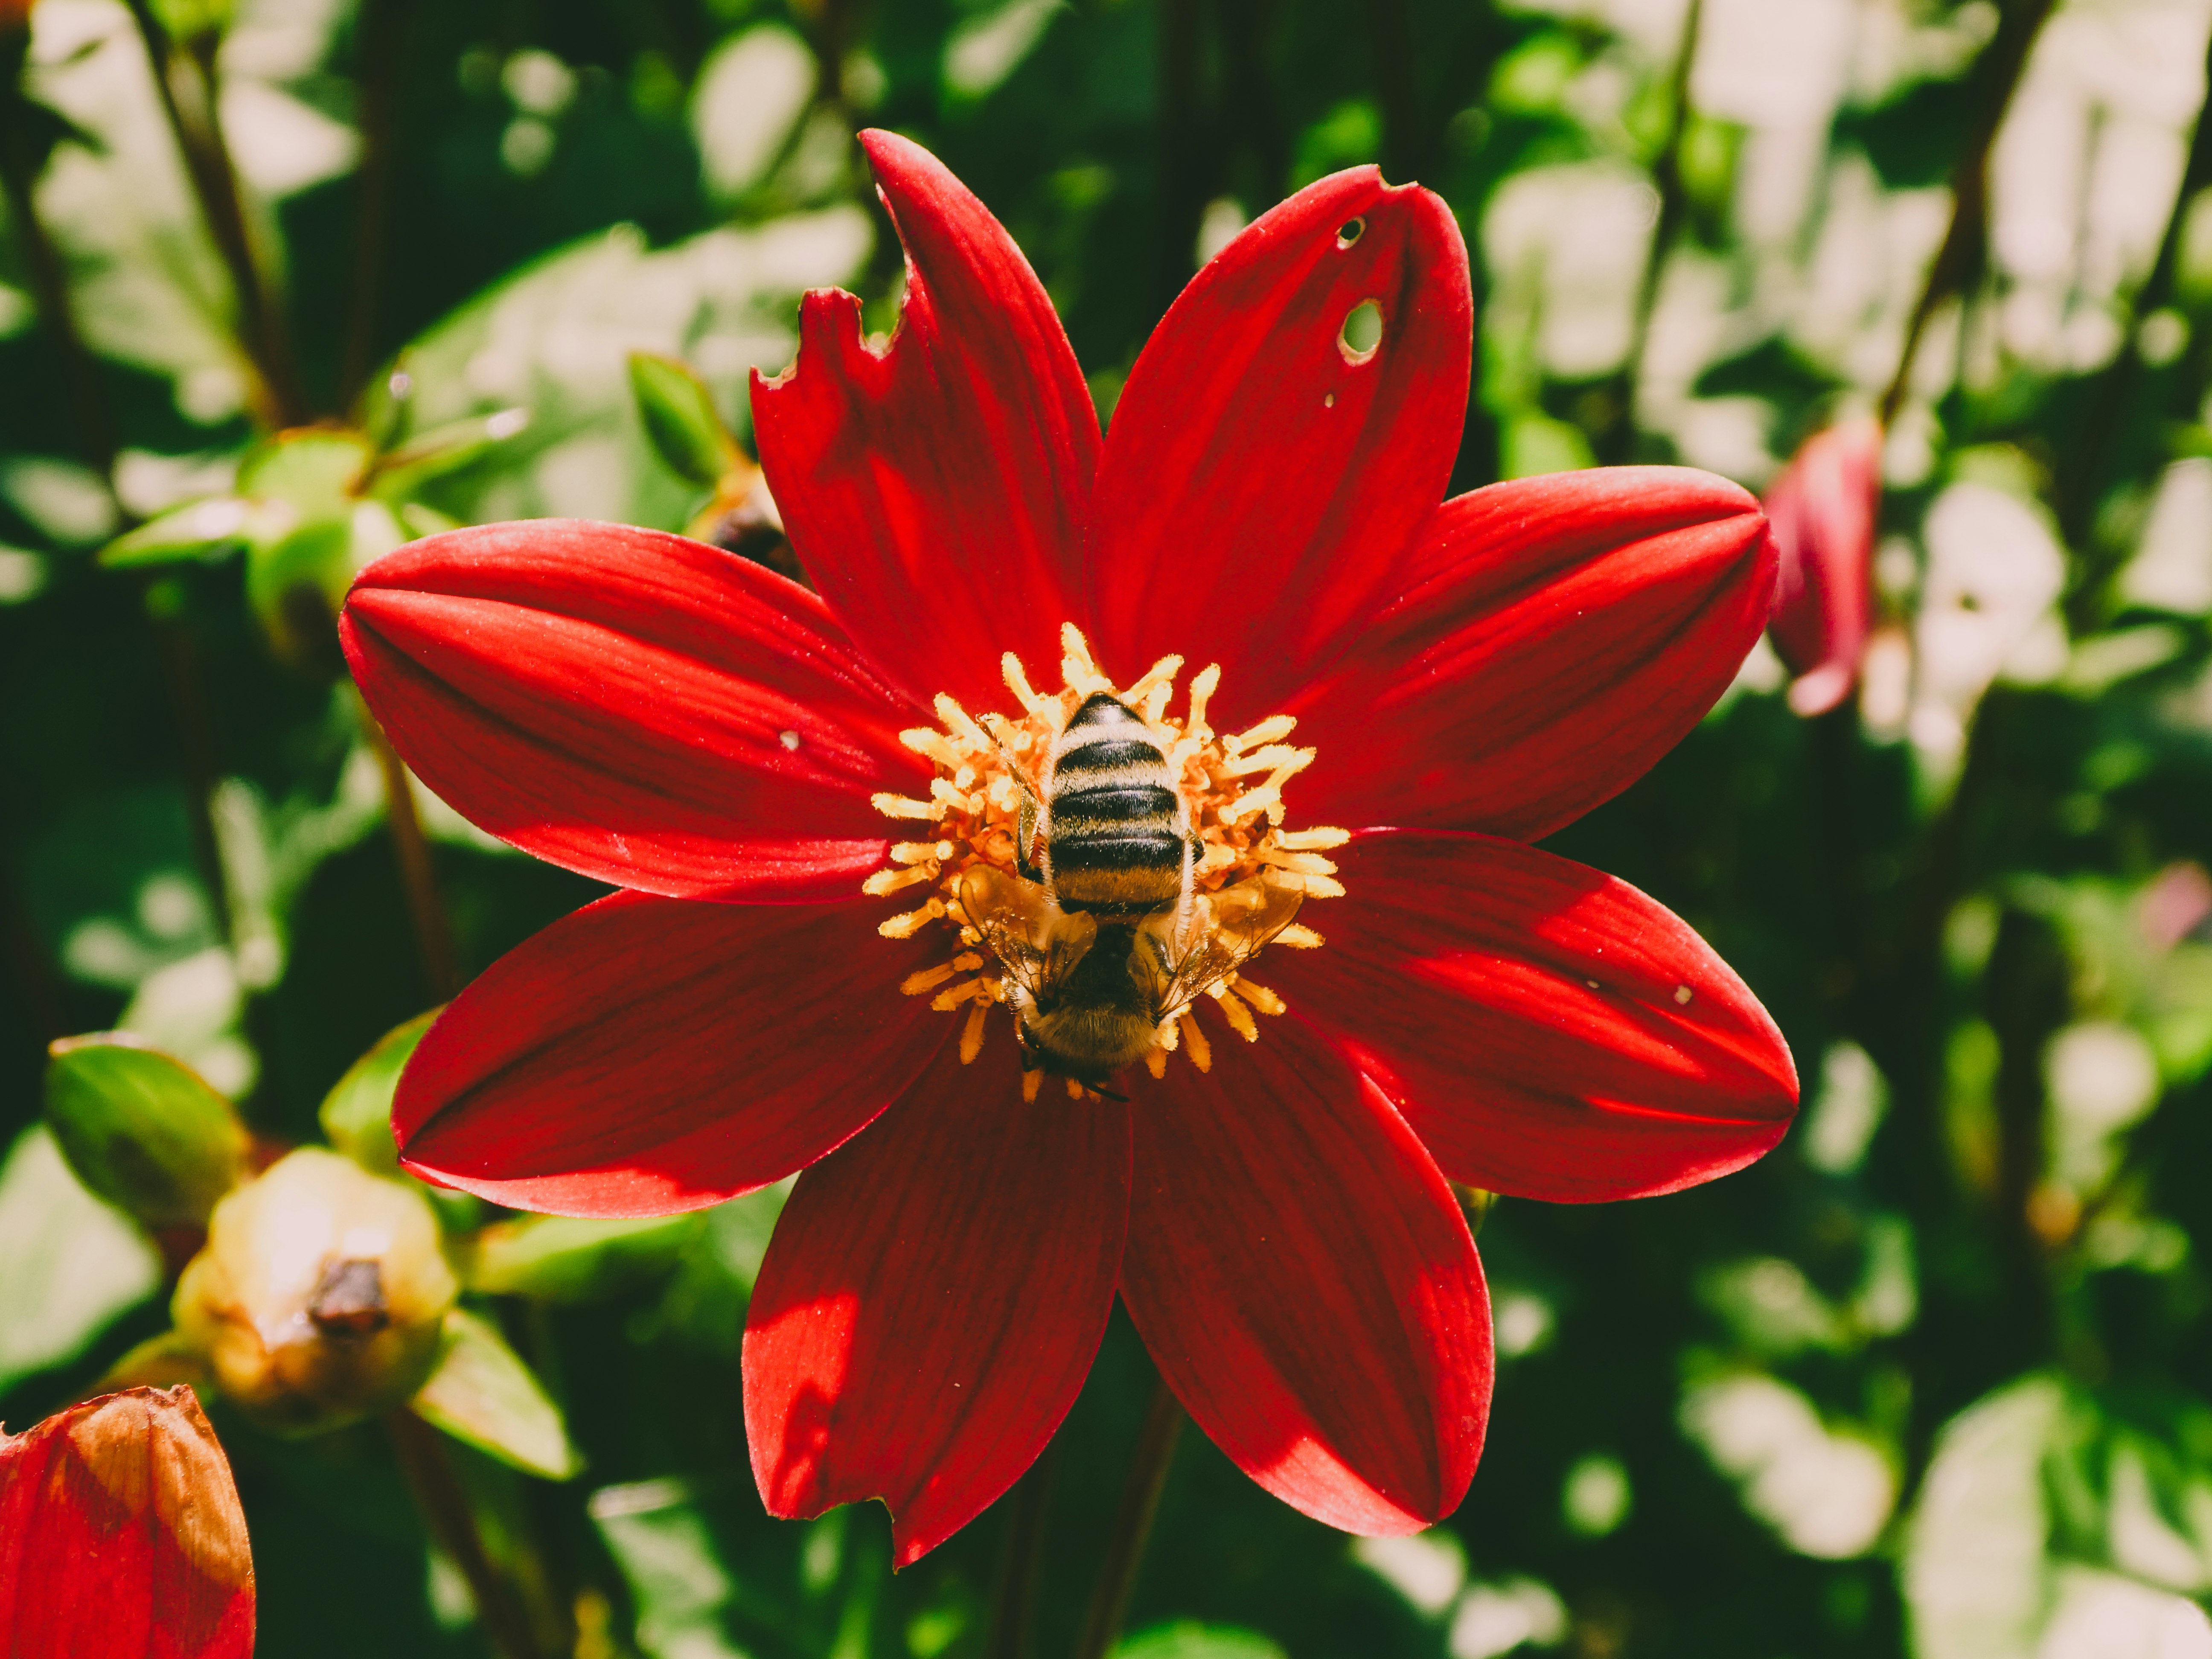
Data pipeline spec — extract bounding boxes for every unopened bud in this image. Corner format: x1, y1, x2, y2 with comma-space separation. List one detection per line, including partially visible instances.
173, 1148, 458, 1434
0, 1385, 255, 1657
44, 1033, 250, 1228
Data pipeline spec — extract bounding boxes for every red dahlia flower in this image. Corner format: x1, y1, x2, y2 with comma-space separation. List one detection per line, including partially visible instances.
1765, 417, 1883, 717
340, 131, 1798, 1563
0, 1385, 255, 1658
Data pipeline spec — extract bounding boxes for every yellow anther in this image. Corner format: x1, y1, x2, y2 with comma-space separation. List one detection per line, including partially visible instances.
1186, 664, 1220, 734
891, 840, 952, 865
1273, 827, 1351, 850
871, 792, 939, 821
1209, 984, 1259, 1042
1022, 1069, 1044, 1102
1157, 1016, 1181, 1052
1258, 849, 1339, 877
1066, 1076, 1085, 1100
953, 764, 977, 789
1222, 743, 1302, 777
929, 777, 969, 808
864, 864, 938, 896
1225, 785, 1280, 822
1227, 714, 1295, 752
1144, 1047, 1168, 1080
933, 693, 990, 752
901, 728, 962, 767
900, 961, 961, 995
879, 899, 947, 938
1003, 652, 1047, 716
960, 1001, 989, 1064
1179, 1010, 1212, 1073
1233, 978, 1285, 1016
1299, 873, 1348, 899
1275, 924, 1324, 949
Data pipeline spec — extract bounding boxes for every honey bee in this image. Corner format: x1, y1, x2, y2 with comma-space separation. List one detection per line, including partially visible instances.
958, 692, 1304, 1090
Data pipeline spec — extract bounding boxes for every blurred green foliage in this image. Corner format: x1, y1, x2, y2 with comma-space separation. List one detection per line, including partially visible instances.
10, 0, 2212, 1654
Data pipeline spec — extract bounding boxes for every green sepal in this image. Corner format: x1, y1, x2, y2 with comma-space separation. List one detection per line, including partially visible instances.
44, 1033, 250, 1228
99, 498, 255, 568
320, 1009, 439, 1179
409, 1306, 583, 1480
367, 409, 530, 502
462, 1211, 704, 1303
629, 351, 738, 490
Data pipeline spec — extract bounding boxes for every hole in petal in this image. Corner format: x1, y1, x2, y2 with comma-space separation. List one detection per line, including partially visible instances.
1338, 300, 1382, 364
1336, 216, 1366, 248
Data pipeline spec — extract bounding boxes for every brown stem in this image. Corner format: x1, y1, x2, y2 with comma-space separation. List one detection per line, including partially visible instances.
1591, 0, 1701, 466
384, 1410, 543, 1659
1372, 0, 1419, 183
341, 0, 408, 403
0, 58, 116, 472
361, 708, 460, 1001
154, 612, 236, 943
122, 1, 309, 425
2055, 22, 2212, 599
1878, 0, 2058, 426
1071, 1373, 1185, 1659
985, 1441, 1057, 1659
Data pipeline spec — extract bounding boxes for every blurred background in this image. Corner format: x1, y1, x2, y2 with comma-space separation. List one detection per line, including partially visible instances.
7, 0, 2212, 1654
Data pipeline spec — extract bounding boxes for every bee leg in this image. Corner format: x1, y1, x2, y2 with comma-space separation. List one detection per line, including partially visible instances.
1016, 795, 1045, 883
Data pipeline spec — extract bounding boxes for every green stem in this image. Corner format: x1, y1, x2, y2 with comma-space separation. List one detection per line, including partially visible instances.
1071, 1373, 1185, 1659
122, 0, 309, 424
362, 706, 461, 1001
1877, 0, 2058, 427
384, 1409, 543, 1659
987, 1441, 1058, 1659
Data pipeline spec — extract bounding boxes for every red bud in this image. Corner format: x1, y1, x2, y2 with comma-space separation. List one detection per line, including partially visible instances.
1765, 419, 1882, 717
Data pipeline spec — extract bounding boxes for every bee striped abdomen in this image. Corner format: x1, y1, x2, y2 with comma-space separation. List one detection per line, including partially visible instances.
1046, 693, 1187, 915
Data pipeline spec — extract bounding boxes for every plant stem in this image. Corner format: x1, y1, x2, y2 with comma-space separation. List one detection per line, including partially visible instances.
986, 1441, 1057, 1659
1599, 0, 1703, 465
154, 611, 236, 943
361, 707, 460, 1001
1877, 0, 2058, 427
0, 56, 116, 473
122, 0, 310, 425
384, 1409, 543, 1659
1071, 1373, 1185, 1659
341, 0, 408, 404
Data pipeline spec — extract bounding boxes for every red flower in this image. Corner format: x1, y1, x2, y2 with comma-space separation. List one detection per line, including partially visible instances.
0, 1385, 255, 1657
340, 132, 1796, 1563
1765, 418, 1883, 717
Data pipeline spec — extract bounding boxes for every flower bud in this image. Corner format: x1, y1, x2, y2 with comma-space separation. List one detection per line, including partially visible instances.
0, 1385, 254, 1658
173, 1147, 459, 1434
1765, 418, 1882, 717
44, 1033, 250, 1228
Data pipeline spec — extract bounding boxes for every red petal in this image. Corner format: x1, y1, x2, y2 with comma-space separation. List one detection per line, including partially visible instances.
750, 131, 1100, 715
745, 1034, 1129, 1566
1767, 419, 1881, 717
396, 893, 954, 1217
0, 1386, 254, 1659
1265, 830, 1798, 1202
1087, 168, 1471, 722
341, 520, 925, 903
1288, 469, 1773, 842
1120, 1015, 1490, 1535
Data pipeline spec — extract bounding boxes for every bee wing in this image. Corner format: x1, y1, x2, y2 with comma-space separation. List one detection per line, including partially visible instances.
1138, 870, 1305, 1020
956, 864, 1096, 1004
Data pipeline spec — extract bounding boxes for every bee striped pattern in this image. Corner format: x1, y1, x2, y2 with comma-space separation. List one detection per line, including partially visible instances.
1043, 693, 1190, 916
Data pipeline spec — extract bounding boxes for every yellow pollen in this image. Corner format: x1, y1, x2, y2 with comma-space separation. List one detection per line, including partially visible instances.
862, 622, 1344, 1086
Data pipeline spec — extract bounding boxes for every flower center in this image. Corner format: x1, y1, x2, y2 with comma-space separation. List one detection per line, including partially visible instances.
865, 624, 1345, 1100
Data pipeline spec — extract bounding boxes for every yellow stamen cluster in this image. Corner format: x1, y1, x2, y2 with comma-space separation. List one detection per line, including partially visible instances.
865, 624, 1345, 1090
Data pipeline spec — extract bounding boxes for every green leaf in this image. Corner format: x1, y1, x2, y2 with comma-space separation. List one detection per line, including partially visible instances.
236, 428, 374, 509
1114, 1625, 1289, 1659
367, 409, 531, 502
44, 1033, 250, 1227
409, 1307, 582, 1480
629, 351, 738, 489
320, 1009, 439, 1178
464, 1211, 703, 1302
0, 1125, 163, 1394
98, 496, 254, 569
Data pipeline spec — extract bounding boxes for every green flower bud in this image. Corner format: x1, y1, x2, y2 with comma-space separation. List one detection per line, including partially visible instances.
44, 1035, 250, 1228
173, 1148, 458, 1434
